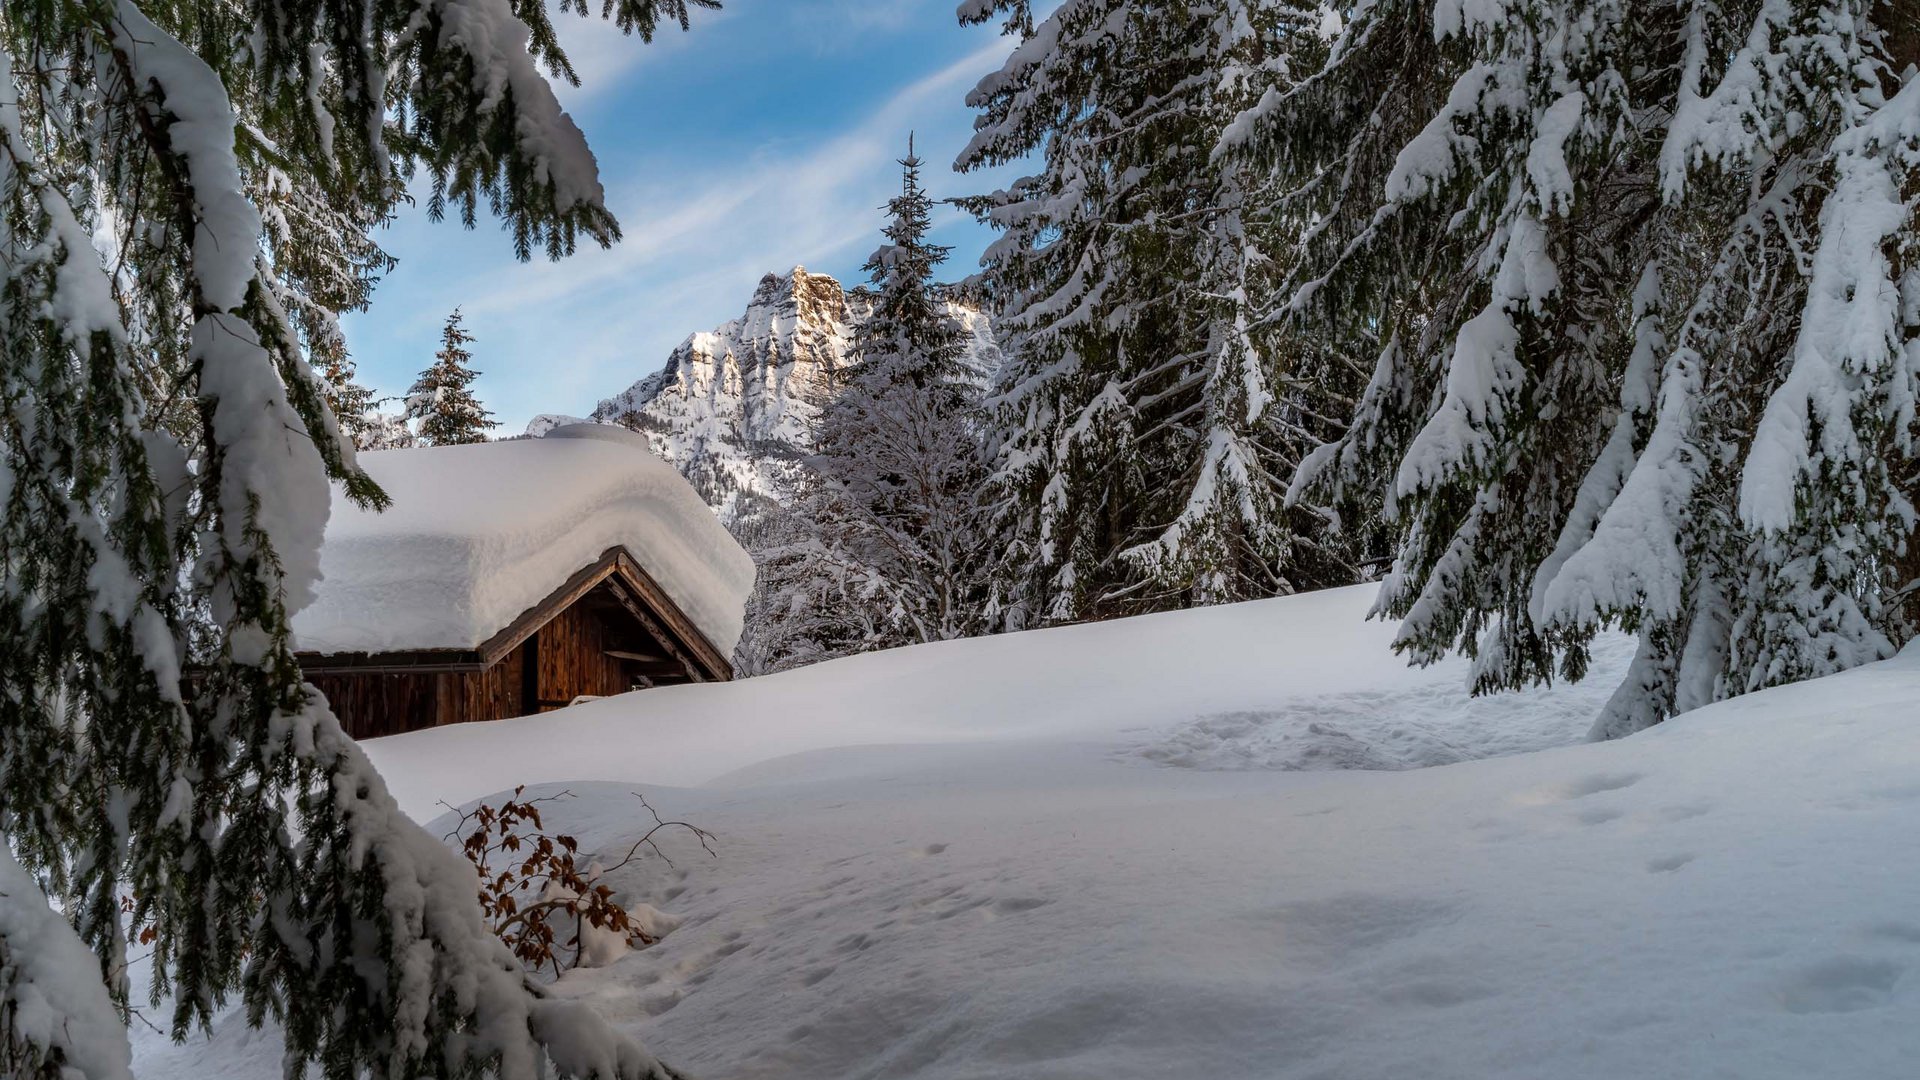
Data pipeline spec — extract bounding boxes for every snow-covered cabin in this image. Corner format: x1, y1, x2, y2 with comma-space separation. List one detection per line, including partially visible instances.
292, 425, 755, 739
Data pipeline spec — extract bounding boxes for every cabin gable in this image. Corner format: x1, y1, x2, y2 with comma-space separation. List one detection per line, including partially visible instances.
301, 546, 731, 739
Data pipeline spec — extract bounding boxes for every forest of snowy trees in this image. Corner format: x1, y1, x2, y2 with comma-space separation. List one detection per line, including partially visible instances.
735, 142, 997, 671
751, 0, 1920, 743
946, 0, 1920, 735
2, 0, 1919, 1075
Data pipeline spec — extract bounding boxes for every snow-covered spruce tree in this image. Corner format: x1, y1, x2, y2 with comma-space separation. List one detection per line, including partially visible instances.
1230, 0, 1920, 734
0, 1, 711, 1077
408, 309, 499, 445
260, 166, 414, 451
733, 504, 893, 674
318, 351, 415, 451
957, 0, 1362, 629
781, 139, 994, 656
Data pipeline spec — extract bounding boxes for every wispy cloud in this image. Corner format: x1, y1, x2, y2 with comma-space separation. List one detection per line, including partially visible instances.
462, 36, 1005, 321
345, 13, 1021, 432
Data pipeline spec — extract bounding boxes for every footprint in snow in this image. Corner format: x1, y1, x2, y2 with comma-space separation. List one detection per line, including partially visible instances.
1776, 957, 1904, 1014
1516, 771, 1644, 807
1866, 923, 1920, 945
1560, 772, 1644, 799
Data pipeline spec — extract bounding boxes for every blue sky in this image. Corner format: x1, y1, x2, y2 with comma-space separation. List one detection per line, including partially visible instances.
341, 0, 1027, 432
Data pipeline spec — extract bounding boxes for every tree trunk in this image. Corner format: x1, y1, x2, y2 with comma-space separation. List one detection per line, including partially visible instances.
1889, 1, 1920, 75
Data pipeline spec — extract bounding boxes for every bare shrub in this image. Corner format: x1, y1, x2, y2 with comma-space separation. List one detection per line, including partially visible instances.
442, 787, 715, 976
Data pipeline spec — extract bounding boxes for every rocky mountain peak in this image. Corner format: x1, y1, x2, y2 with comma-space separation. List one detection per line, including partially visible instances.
530, 268, 997, 526
749, 266, 853, 330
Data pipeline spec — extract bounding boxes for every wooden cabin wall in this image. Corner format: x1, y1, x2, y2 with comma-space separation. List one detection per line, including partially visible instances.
307, 671, 444, 740
308, 645, 532, 739
532, 604, 634, 710
302, 575, 700, 737
443, 645, 530, 727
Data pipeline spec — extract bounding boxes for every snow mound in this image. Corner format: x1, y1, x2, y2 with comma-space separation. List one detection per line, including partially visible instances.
143, 612, 1920, 1079
293, 425, 755, 656
525, 650, 1920, 1080
1126, 668, 1618, 771
359, 585, 1633, 817
525, 412, 592, 437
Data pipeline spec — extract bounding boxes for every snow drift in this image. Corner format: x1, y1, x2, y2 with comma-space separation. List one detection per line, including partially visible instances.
142, 586, 1920, 1079
362, 585, 1634, 818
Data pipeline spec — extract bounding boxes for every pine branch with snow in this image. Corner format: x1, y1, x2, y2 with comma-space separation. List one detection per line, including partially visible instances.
1235, 0, 1920, 733
958, 0, 1365, 627
0, 0, 711, 1075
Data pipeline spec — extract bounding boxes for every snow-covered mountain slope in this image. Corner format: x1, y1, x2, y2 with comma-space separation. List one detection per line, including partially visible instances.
133, 587, 1920, 1079
526, 267, 997, 522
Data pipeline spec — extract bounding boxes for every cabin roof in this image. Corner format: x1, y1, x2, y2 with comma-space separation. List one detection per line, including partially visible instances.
290, 425, 754, 659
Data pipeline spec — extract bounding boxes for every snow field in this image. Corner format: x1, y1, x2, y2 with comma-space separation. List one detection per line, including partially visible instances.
363, 585, 1631, 818
536, 653, 1920, 1078
135, 585, 1920, 1078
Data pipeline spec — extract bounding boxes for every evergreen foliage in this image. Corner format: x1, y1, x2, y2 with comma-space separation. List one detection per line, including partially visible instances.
319, 352, 414, 451
0, 0, 710, 1076
956, 0, 1365, 630
757, 140, 994, 665
1226, 0, 1920, 734
407, 309, 499, 446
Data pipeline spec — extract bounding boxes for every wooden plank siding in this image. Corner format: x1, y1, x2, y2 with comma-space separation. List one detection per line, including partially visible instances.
300, 546, 733, 739
474, 547, 732, 681
531, 603, 635, 711
306, 671, 444, 740
307, 644, 531, 739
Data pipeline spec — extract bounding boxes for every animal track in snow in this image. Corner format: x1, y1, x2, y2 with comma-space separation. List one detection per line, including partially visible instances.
639, 989, 683, 1017
1560, 772, 1644, 799
1776, 957, 1903, 1014
1516, 771, 1644, 808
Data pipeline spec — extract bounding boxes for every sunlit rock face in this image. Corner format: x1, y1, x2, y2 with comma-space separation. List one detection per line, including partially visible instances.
529, 266, 997, 527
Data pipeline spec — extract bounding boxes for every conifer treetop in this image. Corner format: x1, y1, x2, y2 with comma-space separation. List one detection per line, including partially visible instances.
407, 309, 500, 447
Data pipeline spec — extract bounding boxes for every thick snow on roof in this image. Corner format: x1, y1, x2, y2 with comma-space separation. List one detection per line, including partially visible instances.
292, 425, 754, 656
